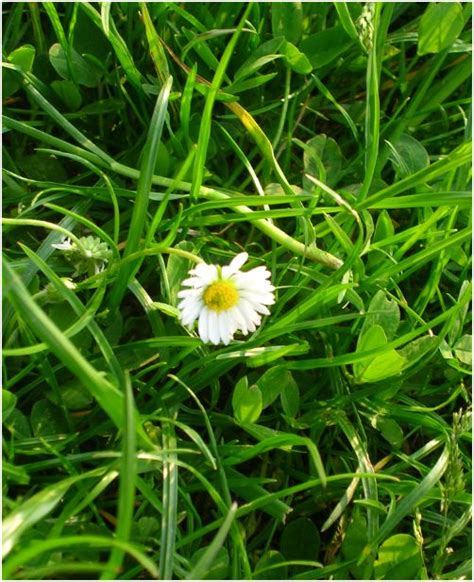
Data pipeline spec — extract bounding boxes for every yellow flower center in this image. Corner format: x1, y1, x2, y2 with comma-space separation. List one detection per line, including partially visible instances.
203, 280, 239, 312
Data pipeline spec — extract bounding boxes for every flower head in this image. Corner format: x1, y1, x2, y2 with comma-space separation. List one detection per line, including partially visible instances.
178, 252, 275, 345
52, 235, 112, 277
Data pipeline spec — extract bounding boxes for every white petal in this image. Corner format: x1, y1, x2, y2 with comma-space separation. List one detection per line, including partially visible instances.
239, 291, 275, 305
237, 301, 261, 333
181, 276, 207, 288
177, 288, 204, 300
198, 308, 210, 343
241, 310, 256, 333
240, 300, 262, 324
233, 275, 272, 290
208, 310, 220, 345
248, 265, 271, 278
238, 278, 275, 292
229, 306, 248, 335
181, 301, 203, 326
229, 252, 248, 272
252, 303, 271, 316
189, 263, 218, 284
217, 311, 233, 345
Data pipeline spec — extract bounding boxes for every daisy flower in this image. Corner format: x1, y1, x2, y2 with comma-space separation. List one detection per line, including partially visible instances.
178, 252, 275, 345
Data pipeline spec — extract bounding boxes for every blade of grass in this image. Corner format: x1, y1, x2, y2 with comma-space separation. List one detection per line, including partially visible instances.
101, 374, 139, 580
80, 1, 144, 92
159, 413, 179, 580
3, 535, 159, 580
190, 4, 252, 202
359, 444, 451, 563
2, 466, 107, 558
108, 76, 173, 312
359, 3, 383, 201
2, 257, 151, 446
359, 141, 472, 209
186, 503, 238, 580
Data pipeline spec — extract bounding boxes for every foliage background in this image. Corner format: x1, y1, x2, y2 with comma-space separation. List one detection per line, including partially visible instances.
2, 2, 472, 580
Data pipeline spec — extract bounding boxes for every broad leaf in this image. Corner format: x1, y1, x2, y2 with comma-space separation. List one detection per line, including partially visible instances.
232, 377, 263, 424
418, 2, 464, 55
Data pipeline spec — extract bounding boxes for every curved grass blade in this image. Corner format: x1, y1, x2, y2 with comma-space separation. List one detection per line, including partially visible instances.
2, 258, 151, 441
3, 535, 158, 580
2, 466, 107, 559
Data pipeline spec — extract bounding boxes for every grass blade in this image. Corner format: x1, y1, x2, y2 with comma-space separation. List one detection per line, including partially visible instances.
108, 76, 173, 312
186, 503, 238, 580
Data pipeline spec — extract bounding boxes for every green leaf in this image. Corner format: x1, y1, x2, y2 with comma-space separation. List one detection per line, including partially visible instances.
360, 347, 406, 384
4, 409, 32, 439
454, 335, 472, 366
439, 339, 454, 361
373, 417, 404, 448
254, 550, 288, 580
300, 26, 352, 69
234, 37, 285, 81
257, 366, 294, 408
280, 517, 320, 561
3, 44, 36, 98
303, 135, 343, 189
280, 374, 300, 417
30, 399, 68, 436
361, 290, 400, 342
51, 79, 82, 110
137, 516, 160, 540
373, 210, 394, 243
281, 40, 312, 74
47, 379, 93, 411
418, 2, 464, 55
2, 390, 17, 422
342, 512, 369, 579
49, 43, 99, 87
398, 336, 438, 368
232, 376, 263, 424
271, 2, 303, 45
8, 44, 36, 72
354, 325, 406, 383
388, 134, 430, 178
374, 534, 423, 580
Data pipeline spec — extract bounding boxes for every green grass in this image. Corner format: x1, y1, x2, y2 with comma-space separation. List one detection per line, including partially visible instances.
2, 2, 472, 580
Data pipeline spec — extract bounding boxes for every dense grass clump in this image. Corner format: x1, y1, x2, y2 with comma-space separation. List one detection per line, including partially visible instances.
2, 2, 472, 580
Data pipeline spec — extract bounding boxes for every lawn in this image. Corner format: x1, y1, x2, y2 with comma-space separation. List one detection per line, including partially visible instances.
2, 2, 472, 580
